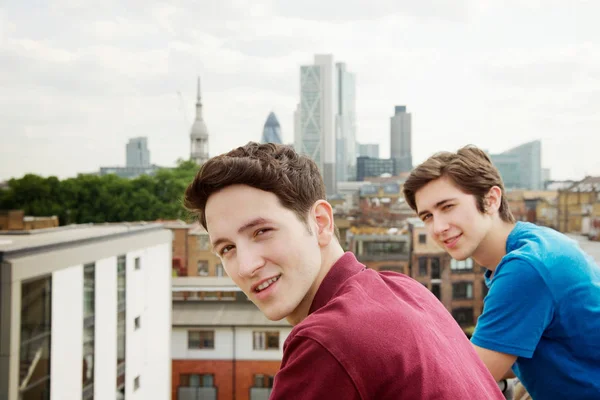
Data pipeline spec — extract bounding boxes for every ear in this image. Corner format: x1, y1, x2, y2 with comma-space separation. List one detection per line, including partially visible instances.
312, 200, 335, 247
485, 186, 503, 214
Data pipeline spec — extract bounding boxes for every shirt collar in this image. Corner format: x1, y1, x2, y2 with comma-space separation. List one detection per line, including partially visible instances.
308, 252, 366, 315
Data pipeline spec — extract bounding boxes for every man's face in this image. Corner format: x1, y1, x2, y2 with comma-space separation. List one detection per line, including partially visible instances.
414, 177, 492, 261
205, 184, 322, 323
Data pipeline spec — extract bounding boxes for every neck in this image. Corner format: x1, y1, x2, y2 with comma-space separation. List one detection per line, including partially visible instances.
472, 219, 516, 271
286, 243, 345, 326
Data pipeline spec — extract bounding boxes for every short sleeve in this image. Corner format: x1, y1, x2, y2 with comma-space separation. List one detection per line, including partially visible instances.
270, 336, 361, 400
472, 260, 555, 358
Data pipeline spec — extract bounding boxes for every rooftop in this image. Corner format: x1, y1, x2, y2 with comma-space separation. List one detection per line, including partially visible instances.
172, 276, 240, 292
0, 223, 164, 256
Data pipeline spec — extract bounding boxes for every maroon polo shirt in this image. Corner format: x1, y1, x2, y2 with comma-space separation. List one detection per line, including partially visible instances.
270, 252, 504, 399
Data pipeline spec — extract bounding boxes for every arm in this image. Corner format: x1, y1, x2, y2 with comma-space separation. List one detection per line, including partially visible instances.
270, 336, 360, 400
473, 344, 517, 381
471, 260, 554, 380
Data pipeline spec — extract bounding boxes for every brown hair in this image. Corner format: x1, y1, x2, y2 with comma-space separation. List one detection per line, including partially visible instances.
184, 142, 327, 230
402, 145, 515, 223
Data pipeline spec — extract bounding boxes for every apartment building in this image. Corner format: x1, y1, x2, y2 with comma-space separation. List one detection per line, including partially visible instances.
408, 219, 487, 329
171, 277, 292, 400
163, 221, 224, 277
0, 223, 171, 400
348, 228, 411, 274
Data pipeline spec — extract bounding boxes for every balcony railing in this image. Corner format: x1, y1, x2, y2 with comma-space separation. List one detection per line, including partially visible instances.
177, 387, 217, 400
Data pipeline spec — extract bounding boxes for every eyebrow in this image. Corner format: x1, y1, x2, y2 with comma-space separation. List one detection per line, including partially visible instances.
211, 217, 272, 249
417, 198, 457, 219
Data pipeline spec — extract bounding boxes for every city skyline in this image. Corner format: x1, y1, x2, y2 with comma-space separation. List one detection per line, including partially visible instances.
1, 1, 599, 181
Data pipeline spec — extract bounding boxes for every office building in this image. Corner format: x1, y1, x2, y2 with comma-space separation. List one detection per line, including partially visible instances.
295, 55, 341, 195
126, 137, 150, 168
0, 224, 171, 400
356, 157, 395, 181
335, 63, 357, 182
491, 140, 542, 190
358, 143, 380, 159
260, 112, 283, 144
390, 106, 412, 174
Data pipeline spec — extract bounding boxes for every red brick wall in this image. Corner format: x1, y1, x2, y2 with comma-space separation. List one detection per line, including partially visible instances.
172, 359, 281, 400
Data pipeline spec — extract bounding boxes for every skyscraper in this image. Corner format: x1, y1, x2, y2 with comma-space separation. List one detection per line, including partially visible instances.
190, 77, 209, 165
491, 140, 542, 190
335, 63, 357, 182
390, 106, 412, 174
126, 137, 150, 168
358, 143, 380, 159
260, 112, 283, 144
296, 55, 338, 195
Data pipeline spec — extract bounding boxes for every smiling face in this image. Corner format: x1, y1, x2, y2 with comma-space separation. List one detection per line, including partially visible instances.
205, 184, 323, 324
414, 176, 494, 261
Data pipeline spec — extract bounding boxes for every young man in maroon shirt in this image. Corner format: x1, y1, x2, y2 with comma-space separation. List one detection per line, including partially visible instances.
184, 142, 504, 399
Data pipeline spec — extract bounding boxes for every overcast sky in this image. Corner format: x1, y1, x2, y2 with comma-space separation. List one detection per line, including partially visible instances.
1, 0, 599, 181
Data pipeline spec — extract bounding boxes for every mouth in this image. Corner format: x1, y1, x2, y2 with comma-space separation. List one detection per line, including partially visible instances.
443, 233, 462, 249
252, 275, 281, 294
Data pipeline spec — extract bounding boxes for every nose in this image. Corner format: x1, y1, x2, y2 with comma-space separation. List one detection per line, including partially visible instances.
236, 244, 265, 278
432, 213, 450, 237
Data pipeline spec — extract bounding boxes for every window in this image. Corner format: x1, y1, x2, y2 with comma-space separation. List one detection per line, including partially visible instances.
216, 263, 226, 277
453, 282, 473, 299
431, 283, 441, 300
418, 257, 427, 276
418, 233, 427, 244
253, 374, 275, 388
452, 308, 474, 326
19, 276, 52, 400
197, 261, 209, 276
198, 235, 210, 251
188, 330, 215, 349
134, 376, 140, 391
134, 316, 141, 330
253, 331, 279, 350
180, 374, 214, 387
430, 258, 440, 279
134, 257, 141, 270
363, 241, 407, 255
117, 255, 126, 397
83, 263, 95, 399
450, 258, 474, 272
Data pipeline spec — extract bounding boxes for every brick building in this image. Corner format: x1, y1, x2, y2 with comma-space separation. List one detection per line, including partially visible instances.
557, 176, 600, 235
171, 278, 292, 400
163, 221, 224, 277
348, 228, 411, 274
408, 219, 487, 329
0, 210, 59, 231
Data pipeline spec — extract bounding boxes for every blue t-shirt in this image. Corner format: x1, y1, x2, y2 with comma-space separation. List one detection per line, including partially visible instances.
472, 222, 600, 399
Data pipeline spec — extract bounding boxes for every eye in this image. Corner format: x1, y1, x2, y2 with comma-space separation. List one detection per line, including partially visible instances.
422, 214, 432, 222
443, 204, 454, 211
219, 245, 235, 256
254, 228, 272, 238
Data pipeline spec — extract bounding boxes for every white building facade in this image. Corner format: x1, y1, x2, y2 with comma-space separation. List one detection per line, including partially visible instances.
0, 224, 171, 400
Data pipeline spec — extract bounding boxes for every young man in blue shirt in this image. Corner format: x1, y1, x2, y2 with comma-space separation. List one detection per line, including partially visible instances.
403, 145, 600, 399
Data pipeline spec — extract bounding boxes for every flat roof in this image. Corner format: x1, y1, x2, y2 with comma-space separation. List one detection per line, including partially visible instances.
0, 223, 165, 257
172, 276, 241, 292
172, 301, 291, 327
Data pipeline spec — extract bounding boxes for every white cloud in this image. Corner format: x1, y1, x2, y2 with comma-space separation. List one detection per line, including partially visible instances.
0, 1, 599, 181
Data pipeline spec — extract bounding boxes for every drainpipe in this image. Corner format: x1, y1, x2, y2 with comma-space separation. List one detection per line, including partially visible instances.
232, 326, 236, 400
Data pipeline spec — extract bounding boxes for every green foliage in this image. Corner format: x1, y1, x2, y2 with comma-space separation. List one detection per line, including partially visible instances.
0, 161, 200, 225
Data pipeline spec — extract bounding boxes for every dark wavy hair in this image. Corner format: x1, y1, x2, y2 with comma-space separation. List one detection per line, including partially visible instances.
184, 142, 327, 230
